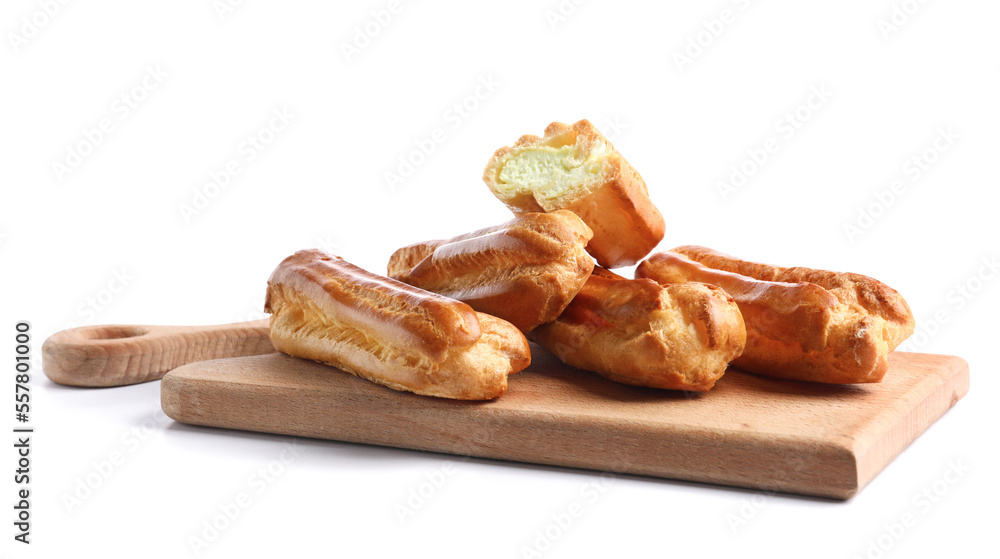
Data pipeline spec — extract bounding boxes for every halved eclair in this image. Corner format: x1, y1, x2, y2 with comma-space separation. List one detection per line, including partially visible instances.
482, 119, 664, 269
265, 249, 530, 400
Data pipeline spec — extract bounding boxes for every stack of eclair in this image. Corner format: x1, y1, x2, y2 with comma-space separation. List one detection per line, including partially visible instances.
265, 119, 915, 400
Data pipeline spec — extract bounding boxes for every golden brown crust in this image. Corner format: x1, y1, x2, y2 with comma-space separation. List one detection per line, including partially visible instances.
531, 267, 746, 392
482, 119, 665, 269
265, 249, 530, 400
387, 211, 595, 334
636, 247, 916, 384
671, 245, 915, 347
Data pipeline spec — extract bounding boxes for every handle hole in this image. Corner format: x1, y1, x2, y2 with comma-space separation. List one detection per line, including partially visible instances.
84, 326, 149, 340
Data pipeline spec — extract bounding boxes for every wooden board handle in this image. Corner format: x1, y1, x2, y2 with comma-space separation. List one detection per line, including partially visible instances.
42, 319, 274, 387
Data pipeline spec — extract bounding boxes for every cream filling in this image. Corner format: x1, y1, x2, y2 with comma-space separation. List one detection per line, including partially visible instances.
496, 144, 607, 208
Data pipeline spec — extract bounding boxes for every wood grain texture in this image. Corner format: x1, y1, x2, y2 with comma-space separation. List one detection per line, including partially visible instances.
43, 320, 273, 387
161, 346, 968, 499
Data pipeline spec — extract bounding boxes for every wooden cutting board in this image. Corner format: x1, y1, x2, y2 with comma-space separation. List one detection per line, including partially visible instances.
161, 346, 968, 499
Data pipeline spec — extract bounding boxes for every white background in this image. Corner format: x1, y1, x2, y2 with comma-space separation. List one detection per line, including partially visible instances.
2, 1, 998, 557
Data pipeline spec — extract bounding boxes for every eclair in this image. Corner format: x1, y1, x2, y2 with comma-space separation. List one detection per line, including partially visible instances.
482, 119, 665, 269
265, 249, 531, 400
387, 210, 595, 334
531, 267, 746, 392
636, 246, 915, 383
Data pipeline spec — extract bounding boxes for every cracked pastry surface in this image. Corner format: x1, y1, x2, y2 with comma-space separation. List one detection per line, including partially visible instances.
531, 267, 746, 392
636, 246, 915, 383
